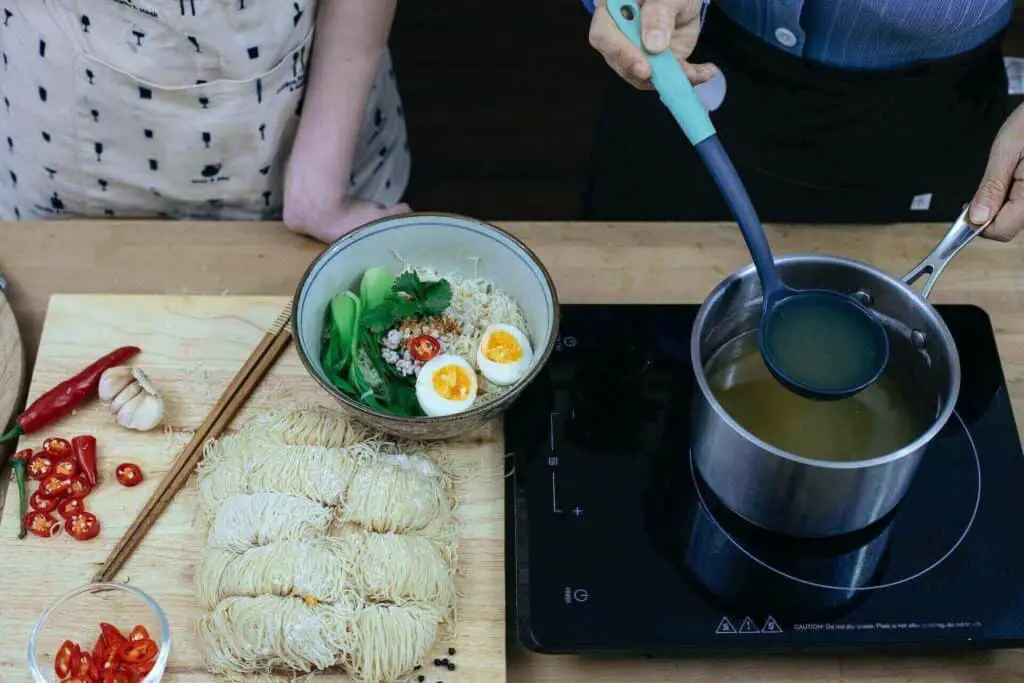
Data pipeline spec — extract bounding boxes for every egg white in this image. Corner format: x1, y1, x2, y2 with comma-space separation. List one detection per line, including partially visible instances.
415, 354, 479, 417
476, 323, 534, 386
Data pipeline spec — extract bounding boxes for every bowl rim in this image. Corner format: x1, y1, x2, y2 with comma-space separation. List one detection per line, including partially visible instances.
291, 211, 561, 426
27, 581, 171, 683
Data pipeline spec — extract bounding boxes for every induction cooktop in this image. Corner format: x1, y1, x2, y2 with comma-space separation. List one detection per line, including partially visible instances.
505, 304, 1024, 655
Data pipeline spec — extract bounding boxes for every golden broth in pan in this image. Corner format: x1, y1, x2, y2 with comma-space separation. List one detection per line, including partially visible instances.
705, 332, 924, 463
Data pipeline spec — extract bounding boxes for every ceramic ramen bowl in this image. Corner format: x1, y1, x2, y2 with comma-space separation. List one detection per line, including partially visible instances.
293, 212, 560, 440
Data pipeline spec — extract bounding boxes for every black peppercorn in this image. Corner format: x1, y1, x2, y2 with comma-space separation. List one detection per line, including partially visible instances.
414, 665, 421, 671
447, 662, 456, 671
433, 658, 442, 666
448, 647, 456, 656
417, 677, 425, 682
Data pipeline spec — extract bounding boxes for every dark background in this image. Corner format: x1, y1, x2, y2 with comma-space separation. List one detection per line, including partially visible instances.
388, 2, 1024, 222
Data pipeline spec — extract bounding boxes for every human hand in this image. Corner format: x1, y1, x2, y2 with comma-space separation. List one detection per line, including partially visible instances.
969, 103, 1024, 242
285, 198, 411, 244
587, 0, 716, 90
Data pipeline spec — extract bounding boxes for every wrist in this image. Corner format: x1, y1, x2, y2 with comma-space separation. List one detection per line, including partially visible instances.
283, 157, 349, 232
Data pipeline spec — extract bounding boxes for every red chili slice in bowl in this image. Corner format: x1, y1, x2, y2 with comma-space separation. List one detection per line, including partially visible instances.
54, 639, 79, 679
408, 334, 441, 362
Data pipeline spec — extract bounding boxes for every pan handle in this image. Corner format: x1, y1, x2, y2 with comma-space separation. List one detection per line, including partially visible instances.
901, 205, 991, 299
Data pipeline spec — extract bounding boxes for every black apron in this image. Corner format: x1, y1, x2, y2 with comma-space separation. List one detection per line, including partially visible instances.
581, 4, 1011, 224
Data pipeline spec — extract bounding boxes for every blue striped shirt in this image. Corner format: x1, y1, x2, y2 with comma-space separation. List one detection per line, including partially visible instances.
582, 1, 1013, 69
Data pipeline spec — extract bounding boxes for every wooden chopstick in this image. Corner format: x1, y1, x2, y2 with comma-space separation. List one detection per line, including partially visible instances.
92, 304, 293, 583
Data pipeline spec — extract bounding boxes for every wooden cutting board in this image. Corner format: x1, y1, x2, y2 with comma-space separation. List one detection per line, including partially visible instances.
0, 295, 506, 683
0, 278, 26, 452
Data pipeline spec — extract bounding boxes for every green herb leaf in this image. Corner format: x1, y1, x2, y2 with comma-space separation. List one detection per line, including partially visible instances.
419, 279, 452, 316
362, 300, 400, 333
363, 292, 421, 333
390, 295, 420, 321
393, 271, 424, 299
392, 383, 422, 417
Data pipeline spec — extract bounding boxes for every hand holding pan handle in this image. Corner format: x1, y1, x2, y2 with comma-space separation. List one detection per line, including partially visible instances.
903, 205, 994, 299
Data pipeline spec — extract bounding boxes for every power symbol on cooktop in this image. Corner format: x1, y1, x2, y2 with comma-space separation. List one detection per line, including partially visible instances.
563, 336, 578, 348
573, 589, 589, 602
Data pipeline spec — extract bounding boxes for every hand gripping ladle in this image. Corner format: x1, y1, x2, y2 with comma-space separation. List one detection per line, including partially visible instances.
608, 0, 889, 399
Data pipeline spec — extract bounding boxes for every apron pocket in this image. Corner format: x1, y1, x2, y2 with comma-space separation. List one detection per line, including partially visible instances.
70, 27, 313, 216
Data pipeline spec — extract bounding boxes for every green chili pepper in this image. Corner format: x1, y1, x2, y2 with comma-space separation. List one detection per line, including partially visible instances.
11, 449, 31, 539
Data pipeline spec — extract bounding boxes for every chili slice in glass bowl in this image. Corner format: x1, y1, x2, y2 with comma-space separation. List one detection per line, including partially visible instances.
28, 583, 170, 683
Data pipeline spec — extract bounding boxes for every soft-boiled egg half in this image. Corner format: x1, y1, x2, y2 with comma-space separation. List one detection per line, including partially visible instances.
415, 354, 479, 417
476, 323, 534, 386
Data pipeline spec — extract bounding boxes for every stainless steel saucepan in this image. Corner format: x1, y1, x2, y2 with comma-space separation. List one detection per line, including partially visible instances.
689, 207, 991, 538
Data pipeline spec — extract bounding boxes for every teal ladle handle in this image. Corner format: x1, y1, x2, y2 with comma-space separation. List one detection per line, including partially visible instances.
606, 0, 716, 145
605, 0, 787, 301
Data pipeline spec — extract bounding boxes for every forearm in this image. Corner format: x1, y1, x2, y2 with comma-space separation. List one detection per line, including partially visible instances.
284, 0, 397, 228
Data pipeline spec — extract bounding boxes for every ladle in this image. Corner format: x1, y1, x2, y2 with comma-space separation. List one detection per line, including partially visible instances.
608, 0, 890, 400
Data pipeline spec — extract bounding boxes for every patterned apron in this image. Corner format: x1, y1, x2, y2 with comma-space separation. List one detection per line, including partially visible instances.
0, 0, 409, 220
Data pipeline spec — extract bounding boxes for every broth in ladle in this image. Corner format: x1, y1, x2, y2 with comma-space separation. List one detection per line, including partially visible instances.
705, 331, 924, 462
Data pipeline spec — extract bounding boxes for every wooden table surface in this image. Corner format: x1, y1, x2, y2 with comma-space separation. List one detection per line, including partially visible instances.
4, 218, 1024, 683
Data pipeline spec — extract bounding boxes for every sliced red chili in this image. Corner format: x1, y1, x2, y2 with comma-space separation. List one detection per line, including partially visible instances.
55, 639, 79, 679
25, 510, 59, 538
83, 660, 102, 683
27, 453, 54, 480
126, 665, 151, 682
67, 476, 94, 499
408, 334, 442, 362
100, 622, 128, 649
72, 435, 99, 487
115, 463, 143, 487
127, 625, 150, 643
43, 437, 73, 458
71, 651, 95, 678
92, 635, 107, 667
100, 642, 122, 674
66, 511, 101, 541
39, 474, 72, 498
54, 457, 79, 478
121, 638, 157, 664
127, 657, 154, 676
65, 677, 94, 683
58, 496, 86, 519
29, 489, 57, 512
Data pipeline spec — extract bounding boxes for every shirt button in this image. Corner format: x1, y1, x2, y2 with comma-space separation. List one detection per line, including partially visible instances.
774, 27, 798, 47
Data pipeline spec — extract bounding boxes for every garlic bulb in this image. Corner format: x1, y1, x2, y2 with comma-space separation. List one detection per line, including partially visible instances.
98, 366, 165, 431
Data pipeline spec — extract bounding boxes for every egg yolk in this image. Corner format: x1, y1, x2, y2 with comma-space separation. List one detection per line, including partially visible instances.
432, 364, 473, 401
483, 330, 523, 364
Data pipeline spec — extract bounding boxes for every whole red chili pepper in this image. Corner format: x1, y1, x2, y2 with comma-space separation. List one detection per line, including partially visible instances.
12, 449, 32, 539
72, 435, 98, 487
0, 346, 140, 443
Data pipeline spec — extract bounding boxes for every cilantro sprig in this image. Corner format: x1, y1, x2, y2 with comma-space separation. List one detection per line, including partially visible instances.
362, 271, 453, 333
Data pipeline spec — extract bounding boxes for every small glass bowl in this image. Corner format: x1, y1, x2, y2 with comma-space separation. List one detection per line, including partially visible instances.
28, 582, 171, 683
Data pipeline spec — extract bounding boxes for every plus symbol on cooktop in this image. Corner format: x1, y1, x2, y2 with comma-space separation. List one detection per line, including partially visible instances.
572, 506, 583, 517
